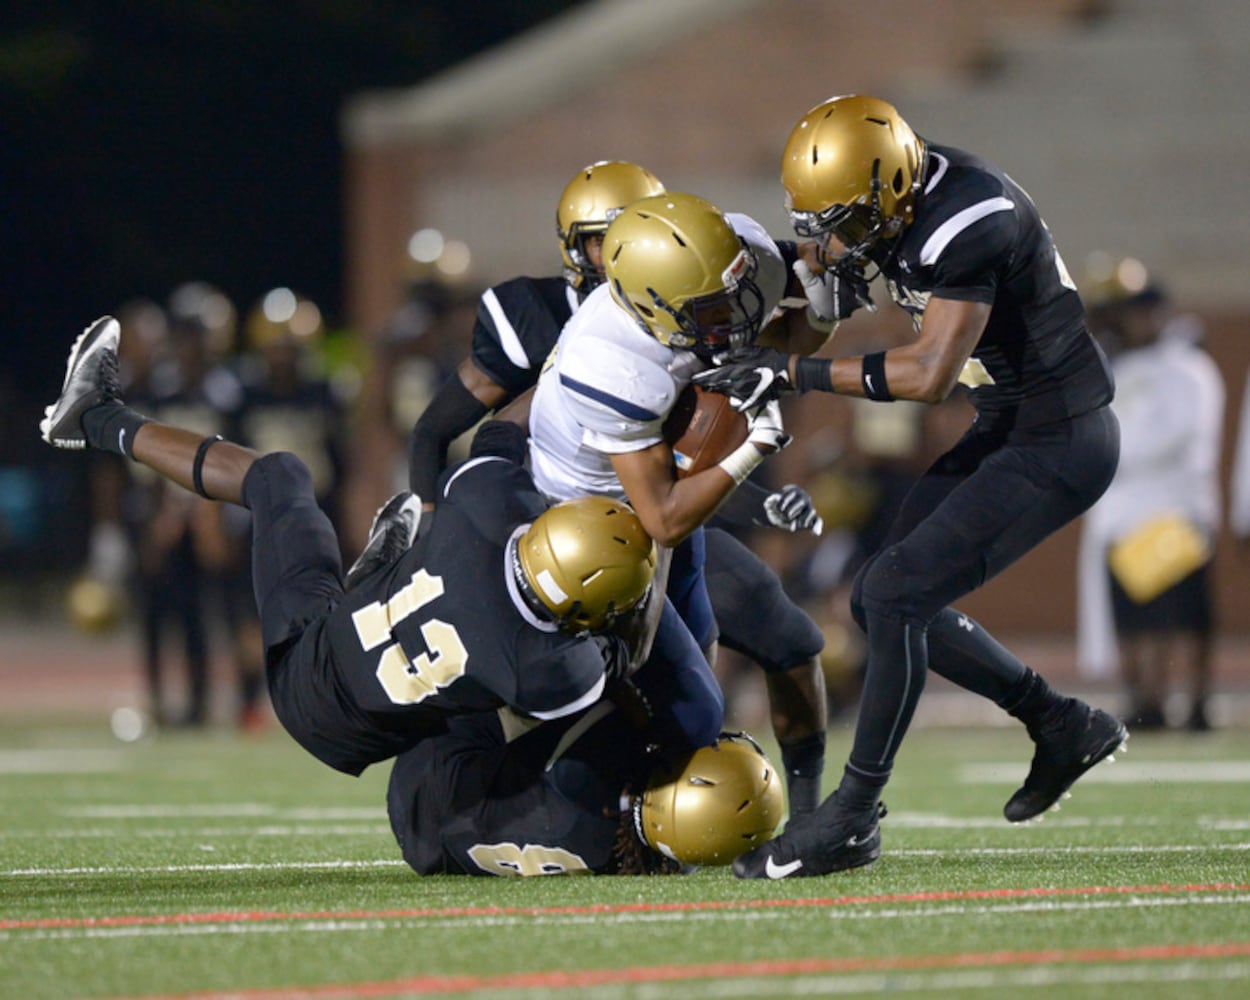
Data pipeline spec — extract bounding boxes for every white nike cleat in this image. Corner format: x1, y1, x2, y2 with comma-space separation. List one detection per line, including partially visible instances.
40, 316, 122, 449
344, 491, 422, 589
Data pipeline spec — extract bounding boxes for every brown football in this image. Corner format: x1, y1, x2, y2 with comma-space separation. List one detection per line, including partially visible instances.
663, 384, 749, 479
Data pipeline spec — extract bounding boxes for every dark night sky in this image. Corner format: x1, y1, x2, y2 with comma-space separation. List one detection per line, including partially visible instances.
2, 1, 582, 407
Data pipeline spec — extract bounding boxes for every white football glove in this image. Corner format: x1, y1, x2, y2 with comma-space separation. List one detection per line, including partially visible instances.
763, 484, 824, 535
745, 398, 791, 454
792, 259, 875, 328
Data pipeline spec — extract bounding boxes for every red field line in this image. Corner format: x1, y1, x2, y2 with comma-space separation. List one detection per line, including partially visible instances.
111, 940, 1250, 1000
5, 881, 1246, 931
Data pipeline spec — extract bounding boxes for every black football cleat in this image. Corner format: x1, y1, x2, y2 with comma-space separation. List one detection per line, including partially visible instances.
732, 795, 885, 879
40, 316, 122, 450
1004, 699, 1128, 823
344, 491, 421, 589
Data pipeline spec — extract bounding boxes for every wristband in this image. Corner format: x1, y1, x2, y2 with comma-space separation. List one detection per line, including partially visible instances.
192, 435, 224, 499
794, 356, 833, 394
717, 441, 765, 486
861, 351, 893, 401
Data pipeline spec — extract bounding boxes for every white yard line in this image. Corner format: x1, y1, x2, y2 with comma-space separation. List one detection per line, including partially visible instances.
5, 893, 1250, 943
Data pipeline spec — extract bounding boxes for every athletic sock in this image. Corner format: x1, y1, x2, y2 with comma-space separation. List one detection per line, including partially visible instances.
778, 731, 826, 815
82, 402, 151, 459
999, 667, 1067, 728
837, 763, 888, 814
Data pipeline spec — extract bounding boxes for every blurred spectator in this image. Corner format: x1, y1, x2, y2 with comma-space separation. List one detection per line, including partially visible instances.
130, 293, 244, 727
231, 287, 351, 728
1077, 256, 1224, 730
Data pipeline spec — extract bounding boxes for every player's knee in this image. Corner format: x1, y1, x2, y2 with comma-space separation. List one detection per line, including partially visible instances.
244, 451, 313, 507
858, 546, 935, 622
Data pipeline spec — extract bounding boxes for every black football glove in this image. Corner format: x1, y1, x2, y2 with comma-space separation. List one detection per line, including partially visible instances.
693, 347, 795, 413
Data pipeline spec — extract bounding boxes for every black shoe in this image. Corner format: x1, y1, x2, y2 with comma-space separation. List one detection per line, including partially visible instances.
344, 492, 421, 589
40, 316, 122, 449
1004, 699, 1127, 823
732, 795, 885, 879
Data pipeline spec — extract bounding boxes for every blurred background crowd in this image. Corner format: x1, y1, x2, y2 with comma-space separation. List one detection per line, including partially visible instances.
4, 0, 1249, 734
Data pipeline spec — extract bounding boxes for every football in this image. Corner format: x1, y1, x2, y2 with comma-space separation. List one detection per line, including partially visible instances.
663, 384, 749, 479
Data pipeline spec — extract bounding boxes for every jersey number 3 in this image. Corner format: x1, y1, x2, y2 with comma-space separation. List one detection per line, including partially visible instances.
351, 569, 469, 705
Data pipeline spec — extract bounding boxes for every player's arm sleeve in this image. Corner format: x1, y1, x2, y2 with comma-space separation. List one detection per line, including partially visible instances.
709, 478, 771, 527
408, 376, 491, 500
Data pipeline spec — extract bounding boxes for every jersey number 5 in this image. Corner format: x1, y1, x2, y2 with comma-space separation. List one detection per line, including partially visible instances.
351, 569, 469, 705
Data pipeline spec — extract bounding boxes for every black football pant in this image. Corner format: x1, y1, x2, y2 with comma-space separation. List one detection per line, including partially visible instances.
846, 406, 1119, 780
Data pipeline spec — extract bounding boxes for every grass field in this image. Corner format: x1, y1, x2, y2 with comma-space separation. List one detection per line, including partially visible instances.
2, 716, 1248, 999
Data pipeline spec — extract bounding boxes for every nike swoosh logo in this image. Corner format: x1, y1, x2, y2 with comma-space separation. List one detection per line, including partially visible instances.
847, 835, 861, 847
764, 855, 803, 879
118, 428, 127, 453
864, 374, 875, 393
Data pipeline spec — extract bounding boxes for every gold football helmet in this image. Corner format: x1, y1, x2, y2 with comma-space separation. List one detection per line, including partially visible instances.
638, 732, 785, 866
604, 192, 764, 356
516, 496, 657, 633
557, 161, 666, 294
781, 94, 926, 263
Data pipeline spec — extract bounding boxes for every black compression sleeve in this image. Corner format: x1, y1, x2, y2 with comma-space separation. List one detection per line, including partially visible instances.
711, 478, 772, 528
407, 375, 490, 500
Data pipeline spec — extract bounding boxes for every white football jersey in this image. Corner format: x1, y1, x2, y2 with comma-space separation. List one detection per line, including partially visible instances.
528, 213, 788, 502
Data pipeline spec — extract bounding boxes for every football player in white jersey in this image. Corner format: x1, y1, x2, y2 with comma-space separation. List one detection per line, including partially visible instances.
413, 171, 834, 814
527, 194, 838, 806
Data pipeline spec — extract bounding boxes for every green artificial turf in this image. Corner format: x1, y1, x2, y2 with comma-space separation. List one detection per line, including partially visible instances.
2, 719, 1248, 999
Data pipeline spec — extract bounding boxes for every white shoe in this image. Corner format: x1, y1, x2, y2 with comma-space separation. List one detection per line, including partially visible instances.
40, 316, 122, 449
344, 492, 422, 589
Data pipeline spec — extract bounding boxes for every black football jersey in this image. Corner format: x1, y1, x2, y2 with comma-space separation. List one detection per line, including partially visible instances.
470, 276, 577, 395
314, 455, 610, 771
878, 142, 1114, 426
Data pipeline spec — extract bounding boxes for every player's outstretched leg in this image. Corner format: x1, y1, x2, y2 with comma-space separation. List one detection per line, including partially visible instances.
1004, 698, 1128, 822
344, 492, 422, 590
732, 793, 885, 879
41, 315, 259, 505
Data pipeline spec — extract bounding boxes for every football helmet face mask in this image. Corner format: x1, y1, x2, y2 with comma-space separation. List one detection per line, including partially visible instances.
781, 94, 926, 266
515, 496, 657, 634
557, 161, 666, 294
637, 732, 785, 866
604, 193, 764, 358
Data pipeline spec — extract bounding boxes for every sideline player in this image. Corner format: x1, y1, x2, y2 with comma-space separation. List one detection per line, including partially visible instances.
697, 95, 1127, 877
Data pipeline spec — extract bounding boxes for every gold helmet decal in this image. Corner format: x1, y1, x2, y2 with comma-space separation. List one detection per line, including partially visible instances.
782, 94, 926, 262
557, 161, 665, 293
638, 732, 786, 866
603, 192, 764, 356
517, 496, 656, 633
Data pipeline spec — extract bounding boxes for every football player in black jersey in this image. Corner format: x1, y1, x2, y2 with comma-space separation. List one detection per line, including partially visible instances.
387, 719, 784, 877
407, 160, 831, 815
42, 316, 724, 776
697, 95, 1128, 878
